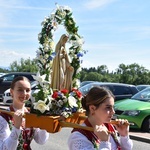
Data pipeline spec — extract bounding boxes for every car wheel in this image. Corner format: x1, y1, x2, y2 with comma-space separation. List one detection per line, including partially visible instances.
141, 116, 150, 132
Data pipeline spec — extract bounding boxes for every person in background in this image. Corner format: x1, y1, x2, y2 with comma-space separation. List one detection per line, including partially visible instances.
51, 34, 74, 92
0, 76, 49, 150
68, 86, 133, 150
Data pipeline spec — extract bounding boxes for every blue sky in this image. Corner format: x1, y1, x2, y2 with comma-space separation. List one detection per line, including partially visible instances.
0, 0, 150, 71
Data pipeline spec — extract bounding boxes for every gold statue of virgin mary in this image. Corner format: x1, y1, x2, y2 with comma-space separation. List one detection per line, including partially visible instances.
51, 34, 74, 92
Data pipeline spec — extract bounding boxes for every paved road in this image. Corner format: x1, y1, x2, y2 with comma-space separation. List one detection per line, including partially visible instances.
130, 129, 150, 143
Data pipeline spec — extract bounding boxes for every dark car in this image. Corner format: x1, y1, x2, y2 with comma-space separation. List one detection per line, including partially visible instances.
79, 82, 139, 101
0, 72, 36, 100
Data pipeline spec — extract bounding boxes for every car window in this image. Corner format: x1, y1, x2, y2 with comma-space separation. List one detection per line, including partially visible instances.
99, 85, 112, 91
132, 87, 150, 101
112, 85, 132, 95
2, 74, 15, 81
79, 84, 94, 95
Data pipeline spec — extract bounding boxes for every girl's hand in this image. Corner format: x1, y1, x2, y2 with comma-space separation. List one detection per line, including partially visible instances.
68, 66, 74, 71
13, 110, 23, 129
113, 119, 129, 136
94, 125, 110, 141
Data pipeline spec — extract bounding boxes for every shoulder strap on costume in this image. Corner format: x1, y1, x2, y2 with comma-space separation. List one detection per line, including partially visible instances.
104, 123, 116, 132
105, 123, 121, 150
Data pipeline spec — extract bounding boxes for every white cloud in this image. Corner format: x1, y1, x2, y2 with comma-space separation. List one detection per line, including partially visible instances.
0, 4, 51, 10
84, 0, 117, 9
0, 50, 35, 67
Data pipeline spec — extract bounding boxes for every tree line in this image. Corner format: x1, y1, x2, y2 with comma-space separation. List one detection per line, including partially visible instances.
1, 58, 150, 85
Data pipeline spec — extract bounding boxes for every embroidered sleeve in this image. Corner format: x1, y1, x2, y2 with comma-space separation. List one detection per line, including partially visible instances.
120, 135, 133, 150
33, 128, 49, 145
0, 116, 21, 150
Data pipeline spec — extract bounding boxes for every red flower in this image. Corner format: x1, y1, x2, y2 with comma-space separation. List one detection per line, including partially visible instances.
52, 91, 58, 98
72, 88, 82, 98
61, 89, 69, 95
76, 90, 82, 98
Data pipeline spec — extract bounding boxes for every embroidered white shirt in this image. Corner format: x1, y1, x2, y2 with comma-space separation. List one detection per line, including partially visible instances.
0, 116, 49, 150
68, 124, 133, 150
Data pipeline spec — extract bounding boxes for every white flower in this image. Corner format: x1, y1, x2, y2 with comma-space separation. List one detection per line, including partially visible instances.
52, 21, 58, 31
76, 67, 81, 74
56, 3, 72, 12
71, 35, 84, 47
63, 97, 68, 103
49, 41, 55, 49
39, 58, 46, 65
63, 6, 72, 12
77, 108, 85, 113
47, 95, 53, 107
75, 79, 81, 88
61, 112, 68, 118
61, 111, 71, 118
32, 72, 50, 86
68, 96, 78, 108
50, 13, 55, 20
36, 50, 42, 57
33, 100, 49, 113
38, 33, 42, 40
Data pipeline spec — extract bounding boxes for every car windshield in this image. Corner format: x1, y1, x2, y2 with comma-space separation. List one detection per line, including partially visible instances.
79, 83, 95, 96
131, 87, 150, 102
136, 85, 150, 91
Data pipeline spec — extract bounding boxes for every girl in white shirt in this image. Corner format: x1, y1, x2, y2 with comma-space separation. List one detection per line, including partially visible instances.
68, 86, 133, 150
0, 76, 49, 150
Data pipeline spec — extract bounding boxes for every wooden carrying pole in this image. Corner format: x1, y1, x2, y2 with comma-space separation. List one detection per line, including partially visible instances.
0, 109, 15, 116
0, 109, 133, 133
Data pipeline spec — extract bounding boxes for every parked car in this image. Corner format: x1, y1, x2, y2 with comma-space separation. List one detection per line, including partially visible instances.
0, 73, 6, 77
2, 81, 38, 105
0, 72, 36, 100
136, 84, 150, 91
114, 87, 150, 132
79, 82, 139, 101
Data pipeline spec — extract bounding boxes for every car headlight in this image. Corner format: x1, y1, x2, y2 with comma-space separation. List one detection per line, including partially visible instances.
122, 110, 140, 116
4, 92, 11, 96
6, 93, 11, 96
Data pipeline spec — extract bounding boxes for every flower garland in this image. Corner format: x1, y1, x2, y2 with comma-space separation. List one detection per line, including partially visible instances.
36, 4, 86, 86
30, 4, 86, 117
